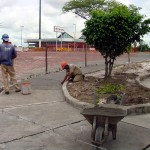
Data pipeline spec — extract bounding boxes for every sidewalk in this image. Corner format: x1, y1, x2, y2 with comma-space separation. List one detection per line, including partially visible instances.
0, 57, 150, 150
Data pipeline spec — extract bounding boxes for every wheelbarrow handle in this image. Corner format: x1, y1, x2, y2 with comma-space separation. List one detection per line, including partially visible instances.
91, 116, 97, 140
104, 117, 109, 136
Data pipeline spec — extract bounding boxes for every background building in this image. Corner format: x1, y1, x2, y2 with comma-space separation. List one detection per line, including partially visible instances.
25, 32, 90, 52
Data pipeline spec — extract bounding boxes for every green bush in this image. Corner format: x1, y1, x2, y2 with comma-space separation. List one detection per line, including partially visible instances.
97, 83, 125, 94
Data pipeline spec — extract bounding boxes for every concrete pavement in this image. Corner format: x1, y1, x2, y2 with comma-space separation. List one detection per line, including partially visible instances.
0, 53, 150, 150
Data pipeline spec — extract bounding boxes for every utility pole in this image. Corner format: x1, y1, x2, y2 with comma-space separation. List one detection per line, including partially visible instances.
73, 24, 76, 51
39, 0, 41, 48
20, 26, 24, 49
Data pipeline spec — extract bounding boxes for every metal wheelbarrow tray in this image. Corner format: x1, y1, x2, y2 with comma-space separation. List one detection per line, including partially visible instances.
81, 104, 127, 146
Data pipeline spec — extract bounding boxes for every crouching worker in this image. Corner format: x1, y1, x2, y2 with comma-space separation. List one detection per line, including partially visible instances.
60, 61, 84, 85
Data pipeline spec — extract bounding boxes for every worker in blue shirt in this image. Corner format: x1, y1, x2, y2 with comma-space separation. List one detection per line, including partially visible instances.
0, 34, 21, 94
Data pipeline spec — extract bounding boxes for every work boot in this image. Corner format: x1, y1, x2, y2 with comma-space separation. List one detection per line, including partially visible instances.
82, 75, 85, 80
0, 88, 3, 93
5, 91, 10, 95
15, 89, 21, 92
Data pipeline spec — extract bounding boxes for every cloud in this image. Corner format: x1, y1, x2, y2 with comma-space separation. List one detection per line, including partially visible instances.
0, 0, 149, 46
44, 0, 69, 8
0, 0, 17, 8
117, 0, 131, 6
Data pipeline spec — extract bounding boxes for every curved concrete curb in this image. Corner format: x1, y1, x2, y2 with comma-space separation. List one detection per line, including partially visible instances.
62, 82, 150, 115
62, 82, 94, 110
136, 74, 150, 90
126, 103, 150, 115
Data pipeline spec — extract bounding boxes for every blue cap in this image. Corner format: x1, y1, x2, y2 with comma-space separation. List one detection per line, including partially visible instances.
2, 34, 9, 41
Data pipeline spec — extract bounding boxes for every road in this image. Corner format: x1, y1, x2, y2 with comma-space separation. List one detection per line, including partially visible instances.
9, 51, 147, 77
0, 52, 149, 150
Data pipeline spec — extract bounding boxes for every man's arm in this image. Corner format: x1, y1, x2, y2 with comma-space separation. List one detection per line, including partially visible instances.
61, 72, 73, 85
61, 74, 68, 85
12, 46, 17, 59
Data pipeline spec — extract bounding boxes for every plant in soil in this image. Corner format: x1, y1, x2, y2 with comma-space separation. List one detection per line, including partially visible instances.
67, 73, 150, 106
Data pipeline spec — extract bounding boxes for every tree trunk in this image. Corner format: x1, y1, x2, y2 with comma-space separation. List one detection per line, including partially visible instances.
108, 58, 115, 77
127, 52, 130, 63
105, 56, 114, 78
105, 57, 108, 78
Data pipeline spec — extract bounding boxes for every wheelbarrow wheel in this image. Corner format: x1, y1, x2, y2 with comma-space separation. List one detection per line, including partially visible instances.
95, 127, 105, 144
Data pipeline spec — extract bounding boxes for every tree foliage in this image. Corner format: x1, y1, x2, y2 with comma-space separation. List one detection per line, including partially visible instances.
138, 43, 150, 51
62, 0, 120, 20
82, 3, 150, 78
62, 0, 150, 78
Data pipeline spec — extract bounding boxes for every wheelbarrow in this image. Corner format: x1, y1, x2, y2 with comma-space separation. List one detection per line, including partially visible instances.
81, 104, 127, 146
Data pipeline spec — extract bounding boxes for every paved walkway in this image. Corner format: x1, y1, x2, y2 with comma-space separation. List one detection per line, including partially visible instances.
0, 53, 150, 150
0, 51, 140, 80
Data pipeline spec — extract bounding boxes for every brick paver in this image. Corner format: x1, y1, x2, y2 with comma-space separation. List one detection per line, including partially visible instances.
0, 51, 137, 80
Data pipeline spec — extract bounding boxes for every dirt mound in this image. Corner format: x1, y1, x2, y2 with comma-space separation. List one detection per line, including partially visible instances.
67, 62, 150, 106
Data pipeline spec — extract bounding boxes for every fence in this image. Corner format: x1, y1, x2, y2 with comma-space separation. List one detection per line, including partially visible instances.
0, 50, 139, 82
2, 51, 101, 80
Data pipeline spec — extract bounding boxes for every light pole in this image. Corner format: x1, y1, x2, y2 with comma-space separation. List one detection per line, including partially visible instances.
39, 0, 41, 48
73, 24, 76, 51
20, 25, 24, 48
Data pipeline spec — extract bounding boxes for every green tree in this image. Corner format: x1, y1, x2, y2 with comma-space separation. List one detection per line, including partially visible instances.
126, 44, 132, 63
82, 4, 150, 78
62, 0, 119, 20
138, 43, 149, 51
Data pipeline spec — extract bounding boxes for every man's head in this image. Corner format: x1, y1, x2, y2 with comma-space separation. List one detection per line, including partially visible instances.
2, 34, 9, 42
60, 61, 69, 70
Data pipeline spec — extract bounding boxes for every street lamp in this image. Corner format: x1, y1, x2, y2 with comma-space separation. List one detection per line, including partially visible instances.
20, 25, 24, 48
73, 24, 76, 51
39, 0, 41, 48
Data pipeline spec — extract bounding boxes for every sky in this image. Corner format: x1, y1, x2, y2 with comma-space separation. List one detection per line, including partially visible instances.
0, 0, 150, 47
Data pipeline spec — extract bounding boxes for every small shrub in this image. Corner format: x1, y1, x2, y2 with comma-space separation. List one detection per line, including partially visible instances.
97, 83, 125, 94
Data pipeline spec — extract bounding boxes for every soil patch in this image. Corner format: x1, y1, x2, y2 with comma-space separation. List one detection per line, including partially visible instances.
67, 62, 150, 106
